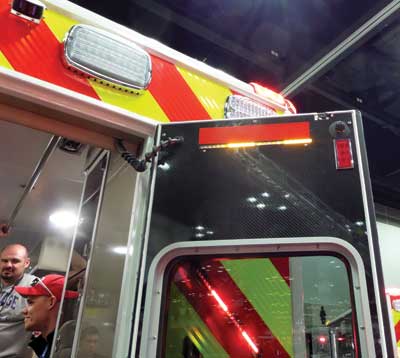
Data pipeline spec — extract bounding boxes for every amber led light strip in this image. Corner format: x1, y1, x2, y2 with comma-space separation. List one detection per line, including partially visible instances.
199, 122, 311, 149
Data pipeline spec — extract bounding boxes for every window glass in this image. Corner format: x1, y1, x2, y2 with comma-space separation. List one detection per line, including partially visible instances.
161, 255, 356, 358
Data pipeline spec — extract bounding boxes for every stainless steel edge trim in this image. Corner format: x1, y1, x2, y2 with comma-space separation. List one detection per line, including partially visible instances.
352, 110, 388, 357
70, 151, 110, 357
129, 129, 160, 358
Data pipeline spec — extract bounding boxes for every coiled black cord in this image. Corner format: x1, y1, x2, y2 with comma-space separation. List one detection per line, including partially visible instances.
115, 136, 184, 172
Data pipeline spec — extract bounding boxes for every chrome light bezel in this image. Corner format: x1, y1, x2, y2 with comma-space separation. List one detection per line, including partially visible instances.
63, 24, 152, 91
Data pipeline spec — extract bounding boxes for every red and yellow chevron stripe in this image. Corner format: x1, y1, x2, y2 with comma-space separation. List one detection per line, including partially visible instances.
165, 257, 293, 357
0, 0, 234, 123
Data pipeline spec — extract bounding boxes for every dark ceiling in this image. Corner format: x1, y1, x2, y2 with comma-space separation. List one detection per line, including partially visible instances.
72, 0, 400, 210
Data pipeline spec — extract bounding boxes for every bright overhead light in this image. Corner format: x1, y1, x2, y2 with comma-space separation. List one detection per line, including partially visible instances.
261, 192, 270, 198
247, 197, 257, 203
256, 203, 266, 209
195, 226, 204, 231
49, 210, 78, 229
277, 205, 287, 211
63, 25, 152, 90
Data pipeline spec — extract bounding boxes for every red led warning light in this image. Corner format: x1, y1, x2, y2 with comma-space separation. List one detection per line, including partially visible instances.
334, 139, 354, 170
199, 122, 311, 149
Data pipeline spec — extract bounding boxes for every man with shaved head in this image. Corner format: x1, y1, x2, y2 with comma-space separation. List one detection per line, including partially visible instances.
0, 244, 37, 357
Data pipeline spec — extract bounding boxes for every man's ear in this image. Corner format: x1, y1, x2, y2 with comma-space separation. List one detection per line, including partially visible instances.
24, 258, 31, 270
48, 296, 58, 310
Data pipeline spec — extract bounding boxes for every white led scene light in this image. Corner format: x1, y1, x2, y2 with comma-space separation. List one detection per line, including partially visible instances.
224, 95, 277, 119
63, 25, 152, 90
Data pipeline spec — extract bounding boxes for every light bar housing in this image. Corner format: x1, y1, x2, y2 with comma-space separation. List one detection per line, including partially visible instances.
224, 95, 277, 119
63, 25, 152, 91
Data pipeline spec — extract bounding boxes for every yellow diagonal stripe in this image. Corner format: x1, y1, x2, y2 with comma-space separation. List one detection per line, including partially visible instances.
166, 283, 228, 358
91, 83, 169, 122
44, 9, 78, 42
393, 310, 400, 326
177, 66, 231, 119
223, 258, 293, 356
0, 51, 12, 70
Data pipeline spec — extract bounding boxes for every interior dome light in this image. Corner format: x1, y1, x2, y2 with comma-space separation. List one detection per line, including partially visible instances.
10, 0, 45, 23
49, 210, 77, 229
224, 95, 276, 119
63, 25, 152, 91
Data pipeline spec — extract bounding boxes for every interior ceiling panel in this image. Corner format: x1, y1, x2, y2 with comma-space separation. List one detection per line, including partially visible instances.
69, 0, 399, 210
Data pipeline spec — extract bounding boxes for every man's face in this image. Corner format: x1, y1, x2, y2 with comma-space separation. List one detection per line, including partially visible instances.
0, 246, 30, 284
22, 296, 52, 332
82, 334, 99, 354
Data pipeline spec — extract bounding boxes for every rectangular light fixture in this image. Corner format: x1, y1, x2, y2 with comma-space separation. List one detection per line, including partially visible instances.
63, 25, 152, 91
199, 122, 311, 149
224, 95, 277, 119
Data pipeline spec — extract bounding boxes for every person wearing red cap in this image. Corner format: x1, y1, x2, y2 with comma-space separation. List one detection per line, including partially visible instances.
0, 244, 37, 358
15, 274, 79, 358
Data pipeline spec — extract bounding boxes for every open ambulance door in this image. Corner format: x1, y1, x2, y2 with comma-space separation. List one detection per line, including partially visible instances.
137, 111, 395, 358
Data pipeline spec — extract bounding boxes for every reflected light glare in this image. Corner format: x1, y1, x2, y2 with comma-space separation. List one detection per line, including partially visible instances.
49, 210, 78, 229
318, 336, 327, 344
386, 287, 400, 296
112, 246, 128, 255
158, 162, 170, 170
241, 331, 259, 353
211, 289, 228, 312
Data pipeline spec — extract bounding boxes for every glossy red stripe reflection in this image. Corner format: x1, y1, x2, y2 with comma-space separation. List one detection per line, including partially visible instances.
270, 257, 291, 287
174, 260, 290, 358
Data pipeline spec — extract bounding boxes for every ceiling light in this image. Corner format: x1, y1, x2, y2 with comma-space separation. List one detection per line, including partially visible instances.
261, 192, 270, 198
256, 203, 266, 209
247, 197, 257, 203
195, 226, 204, 231
278, 205, 287, 211
63, 25, 152, 90
49, 210, 77, 229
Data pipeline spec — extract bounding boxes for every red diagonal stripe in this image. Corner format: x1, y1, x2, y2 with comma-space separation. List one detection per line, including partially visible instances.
0, 3, 99, 99
173, 260, 290, 357
148, 55, 211, 121
395, 319, 400, 343
270, 257, 291, 286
